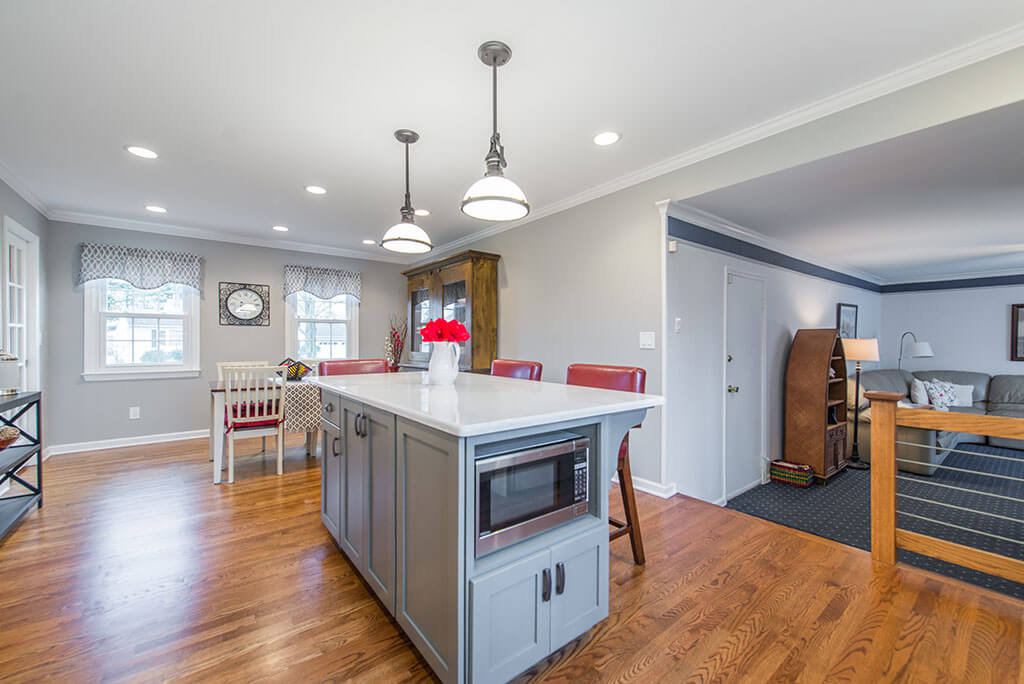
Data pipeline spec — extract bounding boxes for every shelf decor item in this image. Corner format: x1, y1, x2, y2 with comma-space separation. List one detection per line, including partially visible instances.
0, 352, 19, 395
385, 314, 408, 372
0, 426, 19, 451
421, 318, 470, 386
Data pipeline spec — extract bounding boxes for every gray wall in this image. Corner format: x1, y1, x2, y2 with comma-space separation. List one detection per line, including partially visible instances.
44, 220, 407, 446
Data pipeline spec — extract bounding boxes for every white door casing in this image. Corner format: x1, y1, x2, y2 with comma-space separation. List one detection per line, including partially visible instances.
2, 216, 39, 391
723, 270, 766, 502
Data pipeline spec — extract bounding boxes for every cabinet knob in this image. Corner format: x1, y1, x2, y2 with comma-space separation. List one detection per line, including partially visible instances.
727, 385, 740, 393
325, 402, 335, 413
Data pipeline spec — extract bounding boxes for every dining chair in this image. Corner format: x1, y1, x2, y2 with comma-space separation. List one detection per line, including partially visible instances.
566, 363, 647, 565
223, 365, 288, 483
318, 358, 390, 376
491, 359, 543, 381
218, 361, 271, 452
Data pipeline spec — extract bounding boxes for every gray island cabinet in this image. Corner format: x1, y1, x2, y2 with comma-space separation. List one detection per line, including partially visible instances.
311, 372, 663, 684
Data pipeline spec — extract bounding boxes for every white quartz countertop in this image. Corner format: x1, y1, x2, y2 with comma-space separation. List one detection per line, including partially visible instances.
308, 372, 664, 437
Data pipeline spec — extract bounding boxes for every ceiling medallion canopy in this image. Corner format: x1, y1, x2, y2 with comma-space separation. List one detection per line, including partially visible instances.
461, 41, 530, 223
381, 129, 433, 254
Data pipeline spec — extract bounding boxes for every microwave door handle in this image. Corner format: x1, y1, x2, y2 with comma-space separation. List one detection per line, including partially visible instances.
541, 568, 552, 602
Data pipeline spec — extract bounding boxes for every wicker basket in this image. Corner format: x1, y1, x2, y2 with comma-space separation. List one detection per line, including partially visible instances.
0, 426, 19, 451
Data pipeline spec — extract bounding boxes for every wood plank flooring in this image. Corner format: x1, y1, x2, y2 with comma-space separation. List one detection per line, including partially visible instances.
0, 436, 1021, 682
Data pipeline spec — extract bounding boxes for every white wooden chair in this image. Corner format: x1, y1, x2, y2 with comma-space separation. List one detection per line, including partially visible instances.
223, 365, 288, 483
218, 361, 270, 451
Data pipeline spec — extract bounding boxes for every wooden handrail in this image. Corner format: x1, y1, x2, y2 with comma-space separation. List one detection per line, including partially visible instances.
865, 391, 1024, 584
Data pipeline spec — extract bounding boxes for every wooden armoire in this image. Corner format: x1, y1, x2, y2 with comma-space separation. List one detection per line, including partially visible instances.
784, 328, 849, 481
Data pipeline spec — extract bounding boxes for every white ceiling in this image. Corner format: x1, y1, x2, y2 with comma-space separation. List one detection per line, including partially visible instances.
2, 2, 1024, 262
680, 99, 1024, 283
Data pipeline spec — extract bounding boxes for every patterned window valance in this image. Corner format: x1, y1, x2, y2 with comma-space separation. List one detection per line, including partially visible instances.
284, 265, 361, 301
79, 243, 203, 291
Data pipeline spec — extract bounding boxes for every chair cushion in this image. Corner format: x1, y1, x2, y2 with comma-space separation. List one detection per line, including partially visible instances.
987, 375, 1024, 412
225, 402, 281, 431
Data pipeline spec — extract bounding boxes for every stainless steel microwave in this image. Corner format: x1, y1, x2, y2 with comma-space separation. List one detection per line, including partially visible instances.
475, 433, 590, 557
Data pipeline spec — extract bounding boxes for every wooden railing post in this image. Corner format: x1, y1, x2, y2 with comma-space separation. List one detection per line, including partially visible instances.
865, 391, 904, 565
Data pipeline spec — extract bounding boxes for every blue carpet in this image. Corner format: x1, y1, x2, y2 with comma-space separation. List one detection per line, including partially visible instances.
727, 443, 1024, 599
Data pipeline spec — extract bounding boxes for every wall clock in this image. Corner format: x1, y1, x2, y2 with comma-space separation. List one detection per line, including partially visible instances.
219, 282, 270, 326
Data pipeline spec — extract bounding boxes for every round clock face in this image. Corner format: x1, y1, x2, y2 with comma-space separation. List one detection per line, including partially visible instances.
226, 288, 264, 320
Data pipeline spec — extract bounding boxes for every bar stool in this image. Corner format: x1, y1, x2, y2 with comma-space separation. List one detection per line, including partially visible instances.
490, 359, 543, 381
318, 358, 390, 376
566, 363, 647, 565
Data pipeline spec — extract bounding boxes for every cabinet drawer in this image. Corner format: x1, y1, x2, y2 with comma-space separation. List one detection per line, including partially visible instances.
827, 423, 847, 444
322, 392, 341, 426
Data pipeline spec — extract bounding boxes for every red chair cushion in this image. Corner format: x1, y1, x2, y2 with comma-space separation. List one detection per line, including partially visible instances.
491, 359, 543, 381
225, 402, 281, 432
318, 358, 389, 376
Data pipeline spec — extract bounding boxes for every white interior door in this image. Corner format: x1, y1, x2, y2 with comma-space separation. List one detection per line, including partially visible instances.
724, 272, 765, 501
2, 217, 39, 392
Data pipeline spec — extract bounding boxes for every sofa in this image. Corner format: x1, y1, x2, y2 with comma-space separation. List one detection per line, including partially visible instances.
848, 369, 1024, 475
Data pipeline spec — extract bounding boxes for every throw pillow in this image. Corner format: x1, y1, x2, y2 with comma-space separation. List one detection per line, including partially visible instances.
911, 378, 929, 405
951, 383, 974, 407
847, 381, 866, 410
925, 379, 957, 411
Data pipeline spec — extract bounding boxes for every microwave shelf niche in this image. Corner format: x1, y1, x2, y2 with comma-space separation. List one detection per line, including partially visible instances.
475, 431, 594, 557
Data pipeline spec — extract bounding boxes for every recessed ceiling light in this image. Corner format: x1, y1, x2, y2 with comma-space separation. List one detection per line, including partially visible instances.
305, 185, 327, 195
593, 131, 621, 146
362, 239, 377, 245
125, 145, 158, 159
145, 205, 166, 213
272, 225, 289, 232
414, 209, 430, 217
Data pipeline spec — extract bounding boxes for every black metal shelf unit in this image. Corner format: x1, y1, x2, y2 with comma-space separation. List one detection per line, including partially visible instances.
0, 391, 42, 542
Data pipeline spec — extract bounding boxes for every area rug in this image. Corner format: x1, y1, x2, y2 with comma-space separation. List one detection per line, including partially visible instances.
727, 443, 1024, 599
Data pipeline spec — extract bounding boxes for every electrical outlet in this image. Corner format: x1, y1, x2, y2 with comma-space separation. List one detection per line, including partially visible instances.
639, 331, 656, 350
129, 406, 140, 420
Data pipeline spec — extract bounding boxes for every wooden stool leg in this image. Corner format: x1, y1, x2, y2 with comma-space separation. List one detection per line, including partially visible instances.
617, 451, 646, 565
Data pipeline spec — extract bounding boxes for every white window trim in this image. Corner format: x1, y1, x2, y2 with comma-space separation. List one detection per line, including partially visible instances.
284, 292, 359, 363
82, 279, 201, 382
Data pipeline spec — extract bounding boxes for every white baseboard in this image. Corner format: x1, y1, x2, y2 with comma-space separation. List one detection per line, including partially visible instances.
611, 474, 678, 499
726, 479, 763, 501
44, 428, 210, 458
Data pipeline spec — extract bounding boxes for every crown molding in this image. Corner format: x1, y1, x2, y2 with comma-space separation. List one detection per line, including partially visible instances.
0, 158, 50, 217
878, 265, 1024, 287
668, 202, 884, 285
47, 210, 411, 264
421, 23, 1024, 264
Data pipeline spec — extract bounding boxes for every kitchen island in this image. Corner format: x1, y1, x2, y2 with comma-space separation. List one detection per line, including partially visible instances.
310, 372, 663, 684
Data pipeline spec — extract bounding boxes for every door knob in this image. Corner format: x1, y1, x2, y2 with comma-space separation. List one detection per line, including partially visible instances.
727, 385, 740, 393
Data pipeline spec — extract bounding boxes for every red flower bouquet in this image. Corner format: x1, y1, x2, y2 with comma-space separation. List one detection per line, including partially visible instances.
420, 317, 470, 343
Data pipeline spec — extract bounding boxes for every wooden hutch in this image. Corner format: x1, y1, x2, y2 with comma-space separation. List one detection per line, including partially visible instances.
402, 250, 499, 372
784, 328, 849, 481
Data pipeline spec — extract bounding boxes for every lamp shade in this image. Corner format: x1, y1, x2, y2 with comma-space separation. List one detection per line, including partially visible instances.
381, 222, 433, 254
461, 175, 530, 221
843, 338, 879, 362
907, 341, 934, 358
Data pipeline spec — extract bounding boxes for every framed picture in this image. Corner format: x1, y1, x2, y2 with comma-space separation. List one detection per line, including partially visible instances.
836, 303, 858, 339
1012, 304, 1024, 361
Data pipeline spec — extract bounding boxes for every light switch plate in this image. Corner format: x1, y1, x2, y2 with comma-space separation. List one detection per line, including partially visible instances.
129, 406, 140, 420
674, 317, 682, 333
639, 331, 656, 349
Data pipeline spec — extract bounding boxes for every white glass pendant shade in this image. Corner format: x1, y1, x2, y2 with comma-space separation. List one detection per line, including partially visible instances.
381, 221, 433, 254
461, 175, 529, 221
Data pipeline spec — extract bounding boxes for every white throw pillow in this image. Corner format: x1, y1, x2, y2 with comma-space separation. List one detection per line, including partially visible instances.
910, 378, 929, 405
951, 383, 974, 407
925, 379, 957, 411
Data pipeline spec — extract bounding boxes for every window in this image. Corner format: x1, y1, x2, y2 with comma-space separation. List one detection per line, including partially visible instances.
285, 291, 359, 361
83, 279, 200, 381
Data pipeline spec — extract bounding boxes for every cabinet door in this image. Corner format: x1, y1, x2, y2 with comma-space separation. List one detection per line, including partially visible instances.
320, 422, 341, 543
470, 549, 551, 684
549, 527, 608, 651
339, 399, 366, 567
363, 404, 396, 614
439, 262, 472, 369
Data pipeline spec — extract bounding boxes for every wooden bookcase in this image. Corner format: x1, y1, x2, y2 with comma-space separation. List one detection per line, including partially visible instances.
402, 250, 500, 371
784, 329, 848, 481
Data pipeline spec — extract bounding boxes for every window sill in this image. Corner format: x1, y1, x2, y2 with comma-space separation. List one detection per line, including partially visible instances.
82, 368, 201, 382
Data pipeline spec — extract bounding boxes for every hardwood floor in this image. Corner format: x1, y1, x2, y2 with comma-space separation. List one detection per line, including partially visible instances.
1, 436, 1021, 682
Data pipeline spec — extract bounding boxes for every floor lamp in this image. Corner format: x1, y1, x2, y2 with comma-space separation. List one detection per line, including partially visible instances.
843, 338, 879, 470
897, 331, 934, 370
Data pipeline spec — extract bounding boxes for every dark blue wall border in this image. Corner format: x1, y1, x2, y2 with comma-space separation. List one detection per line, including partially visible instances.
668, 216, 1024, 294
667, 217, 881, 292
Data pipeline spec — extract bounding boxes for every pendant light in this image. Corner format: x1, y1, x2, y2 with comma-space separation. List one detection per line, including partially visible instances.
461, 41, 530, 222
381, 129, 433, 254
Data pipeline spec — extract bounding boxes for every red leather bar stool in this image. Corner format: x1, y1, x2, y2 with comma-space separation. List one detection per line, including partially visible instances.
566, 363, 647, 565
318, 358, 390, 376
490, 359, 543, 381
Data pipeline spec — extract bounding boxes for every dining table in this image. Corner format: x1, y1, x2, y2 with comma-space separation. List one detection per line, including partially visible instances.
208, 378, 321, 484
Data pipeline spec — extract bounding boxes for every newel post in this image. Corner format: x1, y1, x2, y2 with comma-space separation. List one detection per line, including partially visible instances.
865, 391, 903, 565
